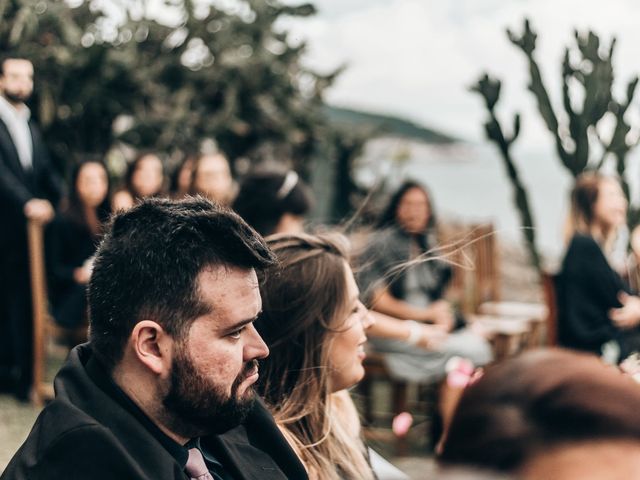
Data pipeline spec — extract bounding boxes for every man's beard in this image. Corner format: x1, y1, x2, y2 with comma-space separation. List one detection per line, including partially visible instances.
161, 345, 257, 438
3, 89, 30, 104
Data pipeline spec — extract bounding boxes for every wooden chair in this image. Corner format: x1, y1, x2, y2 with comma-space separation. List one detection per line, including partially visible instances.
470, 314, 532, 361
541, 272, 559, 346
28, 219, 91, 405
358, 352, 436, 456
477, 302, 548, 349
440, 222, 499, 314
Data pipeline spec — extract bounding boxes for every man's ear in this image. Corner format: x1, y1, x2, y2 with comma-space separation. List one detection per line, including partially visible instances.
130, 320, 174, 375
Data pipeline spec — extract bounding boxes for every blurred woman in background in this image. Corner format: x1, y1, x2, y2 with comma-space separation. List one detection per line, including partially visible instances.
358, 180, 492, 383
47, 159, 111, 336
233, 169, 313, 236
558, 172, 640, 360
190, 151, 234, 205
112, 151, 165, 211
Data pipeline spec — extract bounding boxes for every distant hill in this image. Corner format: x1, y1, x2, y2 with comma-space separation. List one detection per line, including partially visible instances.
324, 105, 458, 144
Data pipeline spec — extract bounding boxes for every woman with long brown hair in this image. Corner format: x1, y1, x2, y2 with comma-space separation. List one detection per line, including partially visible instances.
255, 232, 403, 480
558, 172, 640, 359
47, 159, 111, 333
357, 180, 492, 383
112, 151, 165, 211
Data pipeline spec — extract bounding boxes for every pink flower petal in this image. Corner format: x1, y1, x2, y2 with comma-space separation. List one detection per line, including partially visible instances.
392, 412, 413, 438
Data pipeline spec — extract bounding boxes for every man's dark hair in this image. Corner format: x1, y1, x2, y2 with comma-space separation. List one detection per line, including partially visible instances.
0, 52, 31, 76
88, 196, 276, 371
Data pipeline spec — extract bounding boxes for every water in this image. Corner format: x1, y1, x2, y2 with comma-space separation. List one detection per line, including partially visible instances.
355, 138, 640, 262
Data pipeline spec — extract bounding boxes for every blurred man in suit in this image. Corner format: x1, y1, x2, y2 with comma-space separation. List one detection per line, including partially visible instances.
0, 54, 62, 400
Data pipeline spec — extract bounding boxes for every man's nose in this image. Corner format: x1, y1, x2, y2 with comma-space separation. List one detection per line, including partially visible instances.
245, 324, 269, 360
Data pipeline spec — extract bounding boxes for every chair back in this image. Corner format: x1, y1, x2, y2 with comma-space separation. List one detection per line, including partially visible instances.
541, 271, 559, 346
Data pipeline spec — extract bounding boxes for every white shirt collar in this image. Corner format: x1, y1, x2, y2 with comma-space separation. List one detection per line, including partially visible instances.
0, 95, 30, 122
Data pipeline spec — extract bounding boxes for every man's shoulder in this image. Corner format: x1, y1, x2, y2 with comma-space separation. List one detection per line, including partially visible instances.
2, 400, 120, 479
20, 397, 104, 448
3, 398, 183, 480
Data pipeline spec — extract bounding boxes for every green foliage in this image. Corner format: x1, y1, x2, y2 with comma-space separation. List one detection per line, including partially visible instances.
507, 18, 639, 197
0, 1, 142, 169
471, 73, 541, 272
0, 0, 341, 182
475, 19, 640, 269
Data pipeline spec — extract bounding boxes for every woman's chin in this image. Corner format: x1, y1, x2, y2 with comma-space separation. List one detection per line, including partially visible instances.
331, 367, 366, 393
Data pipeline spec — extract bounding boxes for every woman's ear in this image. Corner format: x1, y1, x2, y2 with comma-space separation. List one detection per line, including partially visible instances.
130, 320, 174, 375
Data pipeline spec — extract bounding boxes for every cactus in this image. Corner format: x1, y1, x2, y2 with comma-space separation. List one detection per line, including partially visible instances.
507, 19, 639, 198
471, 74, 542, 272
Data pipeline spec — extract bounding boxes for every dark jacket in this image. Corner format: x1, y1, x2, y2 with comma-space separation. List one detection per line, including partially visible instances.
557, 234, 631, 355
0, 117, 62, 251
1, 344, 308, 480
45, 215, 98, 328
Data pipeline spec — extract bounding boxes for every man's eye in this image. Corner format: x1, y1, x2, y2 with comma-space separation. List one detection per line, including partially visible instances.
228, 327, 246, 339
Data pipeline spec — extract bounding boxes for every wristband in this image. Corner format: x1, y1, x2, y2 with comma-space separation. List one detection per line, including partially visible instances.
405, 320, 422, 346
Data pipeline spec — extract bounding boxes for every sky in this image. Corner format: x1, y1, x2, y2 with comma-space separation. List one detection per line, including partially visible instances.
280, 0, 640, 149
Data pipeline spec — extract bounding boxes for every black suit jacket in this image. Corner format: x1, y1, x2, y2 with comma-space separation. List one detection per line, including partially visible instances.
1, 345, 308, 480
0, 115, 62, 251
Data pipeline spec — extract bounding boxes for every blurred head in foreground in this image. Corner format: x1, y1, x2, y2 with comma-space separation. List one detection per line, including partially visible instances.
440, 348, 640, 475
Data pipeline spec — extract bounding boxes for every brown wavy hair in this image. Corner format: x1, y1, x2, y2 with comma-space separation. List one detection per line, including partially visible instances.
565, 172, 624, 249
255, 232, 373, 480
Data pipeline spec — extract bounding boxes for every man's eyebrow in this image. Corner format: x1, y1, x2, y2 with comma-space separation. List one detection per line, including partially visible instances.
221, 311, 262, 334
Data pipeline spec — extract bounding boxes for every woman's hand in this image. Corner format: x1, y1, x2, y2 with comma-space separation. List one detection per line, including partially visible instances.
417, 323, 449, 349
610, 292, 640, 329
427, 299, 455, 332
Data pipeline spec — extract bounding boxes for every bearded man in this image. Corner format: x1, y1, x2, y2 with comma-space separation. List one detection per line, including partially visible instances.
2, 197, 308, 480
0, 54, 63, 401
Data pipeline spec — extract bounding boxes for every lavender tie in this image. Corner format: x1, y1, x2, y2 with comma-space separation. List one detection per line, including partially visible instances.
185, 448, 215, 480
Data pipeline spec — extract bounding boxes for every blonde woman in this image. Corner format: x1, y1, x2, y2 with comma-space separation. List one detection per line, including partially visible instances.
558, 172, 640, 359
255, 233, 405, 480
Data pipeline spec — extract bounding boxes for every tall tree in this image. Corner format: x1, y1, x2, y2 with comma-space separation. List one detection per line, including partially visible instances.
0, 0, 342, 184
507, 18, 639, 200
471, 73, 541, 272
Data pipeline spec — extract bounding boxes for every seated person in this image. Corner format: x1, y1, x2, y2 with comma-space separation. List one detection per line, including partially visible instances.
112, 151, 165, 211
4, 198, 307, 479
558, 173, 640, 360
255, 232, 408, 480
357, 181, 492, 384
233, 169, 313, 236
190, 151, 235, 206
47, 159, 110, 334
